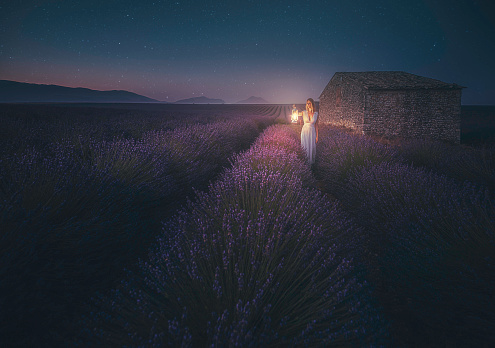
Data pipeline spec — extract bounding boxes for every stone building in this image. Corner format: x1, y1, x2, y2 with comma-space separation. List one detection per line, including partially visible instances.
318, 71, 464, 143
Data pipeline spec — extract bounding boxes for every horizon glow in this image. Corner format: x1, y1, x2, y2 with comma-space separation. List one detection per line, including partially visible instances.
1, 0, 494, 104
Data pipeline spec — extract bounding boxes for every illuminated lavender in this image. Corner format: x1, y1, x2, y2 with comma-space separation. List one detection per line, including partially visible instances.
0, 105, 277, 346
314, 125, 403, 194
80, 125, 387, 346
3, 105, 493, 346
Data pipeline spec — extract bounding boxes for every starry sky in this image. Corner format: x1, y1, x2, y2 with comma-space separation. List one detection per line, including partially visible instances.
1, 0, 494, 104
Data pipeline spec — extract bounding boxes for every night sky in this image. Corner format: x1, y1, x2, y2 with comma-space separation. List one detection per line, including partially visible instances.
1, 0, 494, 104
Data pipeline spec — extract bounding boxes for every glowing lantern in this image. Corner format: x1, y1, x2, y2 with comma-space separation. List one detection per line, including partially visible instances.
291, 109, 298, 123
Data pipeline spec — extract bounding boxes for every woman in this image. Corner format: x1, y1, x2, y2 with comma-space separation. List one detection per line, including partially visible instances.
301, 98, 318, 165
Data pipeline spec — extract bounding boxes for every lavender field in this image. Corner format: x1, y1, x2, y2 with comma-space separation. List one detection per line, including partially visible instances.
0, 103, 283, 346
1, 103, 494, 346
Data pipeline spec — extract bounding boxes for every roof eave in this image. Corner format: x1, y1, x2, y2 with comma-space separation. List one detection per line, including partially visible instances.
365, 85, 466, 91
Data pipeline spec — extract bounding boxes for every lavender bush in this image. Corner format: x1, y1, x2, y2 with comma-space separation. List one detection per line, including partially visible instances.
142, 119, 262, 192
79, 125, 388, 347
346, 162, 494, 341
314, 125, 403, 195
229, 126, 315, 187
0, 104, 276, 157
399, 138, 495, 192
0, 105, 276, 346
1, 141, 156, 344
315, 125, 495, 345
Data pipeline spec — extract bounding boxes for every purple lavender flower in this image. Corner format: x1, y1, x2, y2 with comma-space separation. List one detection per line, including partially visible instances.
315, 124, 495, 344
80, 125, 387, 346
1, 104, 279, 346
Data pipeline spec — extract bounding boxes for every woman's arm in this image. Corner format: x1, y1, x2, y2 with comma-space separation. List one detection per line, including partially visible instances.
315, 112, 319, 143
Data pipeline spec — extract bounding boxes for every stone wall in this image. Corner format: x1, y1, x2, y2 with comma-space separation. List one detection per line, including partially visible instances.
319, 77, 365, 132
364, 89, 461, 143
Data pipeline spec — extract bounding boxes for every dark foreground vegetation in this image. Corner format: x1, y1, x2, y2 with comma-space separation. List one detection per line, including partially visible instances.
1, 103, 494, 346
0, 103, 284, 345
313, 124, 494, 346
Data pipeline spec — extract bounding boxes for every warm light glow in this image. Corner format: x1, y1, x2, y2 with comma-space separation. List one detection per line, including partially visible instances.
291, 109, 298, 123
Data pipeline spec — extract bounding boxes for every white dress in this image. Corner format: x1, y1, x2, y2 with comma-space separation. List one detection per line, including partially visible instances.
301, 111, 318, 164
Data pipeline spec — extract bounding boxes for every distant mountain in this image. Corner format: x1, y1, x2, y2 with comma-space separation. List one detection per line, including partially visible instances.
236, 96, 269, 104
174, 96, 225, 104
0, 80, 159, 103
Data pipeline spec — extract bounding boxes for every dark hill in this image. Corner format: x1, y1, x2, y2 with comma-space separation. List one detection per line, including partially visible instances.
0, 80, 159, 103
236, 96, 270, 104
174, 96, 225, 104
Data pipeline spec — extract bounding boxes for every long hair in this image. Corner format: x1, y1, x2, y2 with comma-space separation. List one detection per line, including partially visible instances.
306, 98, 315, 112
307, 98, 318, 124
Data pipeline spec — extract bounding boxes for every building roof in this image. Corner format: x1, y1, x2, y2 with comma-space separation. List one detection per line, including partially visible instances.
329, 71, 464, 90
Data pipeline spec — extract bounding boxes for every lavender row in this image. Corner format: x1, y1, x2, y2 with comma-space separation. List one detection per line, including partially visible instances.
314, 125, 495, 345
314, 126, 403, 190
0, 114, 273, 346
0, 104, 280, 156
78, 125, 388, 347
398, 137, 495, 192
